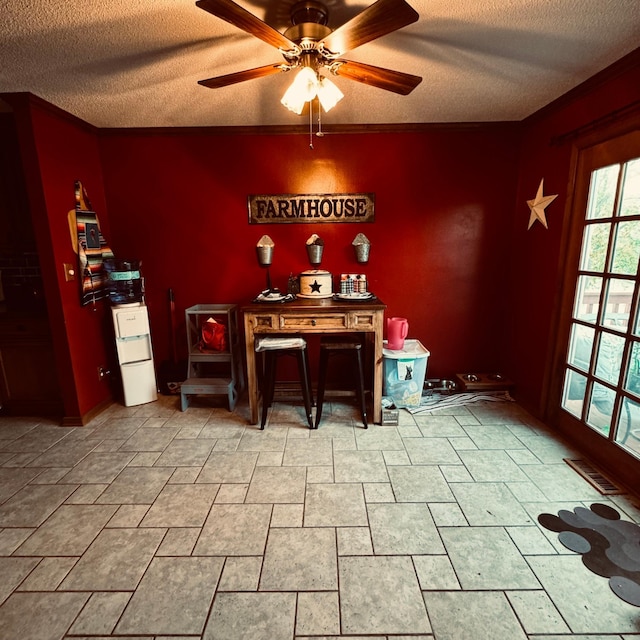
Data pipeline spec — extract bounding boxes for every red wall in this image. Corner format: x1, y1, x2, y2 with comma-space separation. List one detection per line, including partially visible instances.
6, 49, 638, 422
98, 127, 520, 381
6, 95, 115, 420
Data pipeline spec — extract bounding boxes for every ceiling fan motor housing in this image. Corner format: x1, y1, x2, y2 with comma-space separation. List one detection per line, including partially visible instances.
290, 0, 329, 26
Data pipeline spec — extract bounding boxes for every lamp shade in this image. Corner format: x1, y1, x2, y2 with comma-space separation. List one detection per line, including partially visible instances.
317, 76, 343, 112
281, 67, 318, 114
281, 68, 343, 114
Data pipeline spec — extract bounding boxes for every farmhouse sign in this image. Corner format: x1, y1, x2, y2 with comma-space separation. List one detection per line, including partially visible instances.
248, 193, 375, 224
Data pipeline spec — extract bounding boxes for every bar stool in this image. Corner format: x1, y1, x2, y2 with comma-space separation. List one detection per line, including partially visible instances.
315, 335, 368, 429
255, 335, 314, 430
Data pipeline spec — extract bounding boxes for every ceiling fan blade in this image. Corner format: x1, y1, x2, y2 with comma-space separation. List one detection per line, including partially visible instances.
198, 63, 288, 89
196, 0, 297, 51
332, 59, 422, 95
321, 0, 419, 56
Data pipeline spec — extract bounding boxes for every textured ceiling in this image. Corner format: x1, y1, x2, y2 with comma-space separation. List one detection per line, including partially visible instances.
1, 0, 639, 129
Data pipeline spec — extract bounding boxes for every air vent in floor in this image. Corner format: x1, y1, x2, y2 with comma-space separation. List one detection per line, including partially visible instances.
564, 458, 625, 495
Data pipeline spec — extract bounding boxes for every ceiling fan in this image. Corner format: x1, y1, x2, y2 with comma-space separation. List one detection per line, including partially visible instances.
196, 0, 422, 113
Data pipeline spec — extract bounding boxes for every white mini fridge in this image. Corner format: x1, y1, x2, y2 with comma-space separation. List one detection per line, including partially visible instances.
111, 303, 158, 406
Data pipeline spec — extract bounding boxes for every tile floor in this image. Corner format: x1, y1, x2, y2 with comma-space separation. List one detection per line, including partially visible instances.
0, 393, 639, 639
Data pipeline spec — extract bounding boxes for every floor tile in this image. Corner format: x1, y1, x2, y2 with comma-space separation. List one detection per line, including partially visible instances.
115, 556, 223, 635
95, 467, 173, 504
0, 467, 42, 502
387, 465, 454, 502
282, 437, 333, 465
506, 589, 571, 634
413, 555, 460, 590
245, 465, 306, 503
139, 483, 218, 527
194, 503, 272, 555
403, 437, 461, 464
68, 591, 132, 635
156, 527, 200, 555
296, 591, 340, 636
59, 451, 135, 484
462, 423, 527, 449
354, 426, 405, 450
339, 555, 431, 635
337, 526, 374, 555
118, 426, 180, 451
14, 504, 117, 556
368, 502, 445, 554
260, 527, 337, 590
0, 483, 77, 527
196, 451, 258, 483
271, 502, 304, 527
440, 526, 540, 589
26, 438, 99, 467
237, 430, 287, 451
218, 556, 262, 591
153, 438, 216, 466
527, 554, 640, 634
304, 482, 368, 527
0, 591, 89, 639
333, 450, 389, 483
523, 463, 605, 501
450, 482, 534, 525
203, 592, 296, 640
59, 528, 164, 590
457, 449, 530, 482
0, 557, 40, 605
424, 591, 527, 639
1, 425, 68, 453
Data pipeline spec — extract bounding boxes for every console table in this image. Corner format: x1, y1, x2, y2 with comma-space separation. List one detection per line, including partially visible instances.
242, 297, 386, 425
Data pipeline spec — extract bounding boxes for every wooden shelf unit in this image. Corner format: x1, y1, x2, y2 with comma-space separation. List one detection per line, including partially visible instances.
180, 304, 244, 411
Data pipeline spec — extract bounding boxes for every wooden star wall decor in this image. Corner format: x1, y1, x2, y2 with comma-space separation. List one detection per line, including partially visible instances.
527, 179, 558, 230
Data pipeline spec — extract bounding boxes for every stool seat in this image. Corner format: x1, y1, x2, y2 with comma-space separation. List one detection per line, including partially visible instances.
256, 336, 307, 351
255, 335, 313, 430
316, 336, 368, 429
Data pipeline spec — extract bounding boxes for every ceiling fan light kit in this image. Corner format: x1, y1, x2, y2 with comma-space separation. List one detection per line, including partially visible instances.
196, 0, 422, 117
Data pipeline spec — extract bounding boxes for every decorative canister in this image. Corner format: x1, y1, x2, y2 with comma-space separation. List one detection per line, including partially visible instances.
298, 270, 333, 298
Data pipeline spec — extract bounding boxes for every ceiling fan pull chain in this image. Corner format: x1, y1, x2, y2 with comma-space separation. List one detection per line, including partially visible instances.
309, 98, 314, 149
317, 99, 324, 138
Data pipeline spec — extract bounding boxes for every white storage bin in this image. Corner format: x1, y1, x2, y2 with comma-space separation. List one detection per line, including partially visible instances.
383, 339, 430, 408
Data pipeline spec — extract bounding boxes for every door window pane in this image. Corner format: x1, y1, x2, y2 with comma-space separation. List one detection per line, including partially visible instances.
594, 331, 625, 385
616, 397, 640, 460
562, 369, 587, 418
580, 223, 610, 272
573, 276, 602, 322
586, 381, 614, 436
625, 341, 640, 396
602, 278, 634, 330
619, 158, 640, 217
567, 323, 594, 371
586, 164, 620, 219
611, 221, 640, 275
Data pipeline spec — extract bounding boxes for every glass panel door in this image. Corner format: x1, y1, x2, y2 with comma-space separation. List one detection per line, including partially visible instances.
561, 153, 640, 458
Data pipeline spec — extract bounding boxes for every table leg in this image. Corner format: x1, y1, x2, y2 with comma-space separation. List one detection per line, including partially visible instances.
373, 310, 384, 424
243, 315, 259, 424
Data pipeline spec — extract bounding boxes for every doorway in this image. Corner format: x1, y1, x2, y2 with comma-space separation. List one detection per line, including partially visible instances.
550, 127, 640, 488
